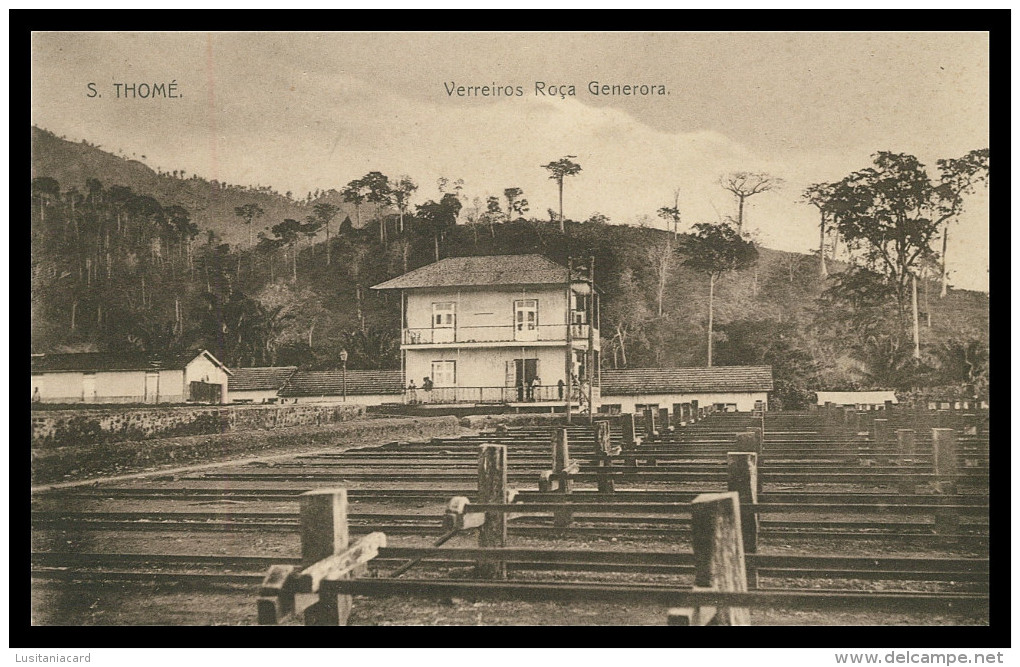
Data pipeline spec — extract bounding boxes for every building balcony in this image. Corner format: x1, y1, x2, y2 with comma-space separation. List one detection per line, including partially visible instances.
402, 324, 597, 347
405, 384, 597, 406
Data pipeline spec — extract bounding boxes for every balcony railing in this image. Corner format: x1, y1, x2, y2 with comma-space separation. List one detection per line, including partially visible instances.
403, 324, 593, 345
405, 384, 592, 405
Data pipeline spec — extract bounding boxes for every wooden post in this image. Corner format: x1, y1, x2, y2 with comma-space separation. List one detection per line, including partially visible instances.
896, 429, 916, 494
552, 427, 570, 475
643, 407, 657, 439
727, 452, 759, 585
595, 420, 614, 493
932, 428, 958, 494
620, 413, 637, 451
896, 428, 916, 457
594, 419, 613, 455
962, 413, 978, 436
690, 492, 749, 626
477, 444, 508, 579
658, 407, 670, 432
932, 428, 959, 536
299, 488, 350, 625
843, 407, 857, 434
735, 430, 762, 495
673, 403, 684, 427
552, 428, 573, 527
872, 418, 889, 456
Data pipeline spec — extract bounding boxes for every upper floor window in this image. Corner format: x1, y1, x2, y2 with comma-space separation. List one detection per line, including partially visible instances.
571, 292, 589, 325
514, 299, 538, 341
433, 302, 456, 328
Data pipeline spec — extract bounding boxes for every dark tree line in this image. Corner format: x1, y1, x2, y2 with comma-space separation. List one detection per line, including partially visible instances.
32, 147, 989, 404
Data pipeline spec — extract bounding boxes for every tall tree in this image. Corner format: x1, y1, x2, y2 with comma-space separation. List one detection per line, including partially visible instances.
826, 151, 988, 324
719, 172, 781, 235
657, 188, 682, 238
341, 178, 366, 228
675, 222, 758, 367
932, 149, 990, 297
300, 216, 322, 257
602, 268, 650, 368
415, 193, 462, 262
270, 218, 303, 282
503, 187, 529, 223
312, 202, 340, 266
234, 203, 265, 253
361, 171, 393, 244
801, 182, 837, 278
541, 156, 582, 233
391, 176, 418, 234
646, 237, 674, 318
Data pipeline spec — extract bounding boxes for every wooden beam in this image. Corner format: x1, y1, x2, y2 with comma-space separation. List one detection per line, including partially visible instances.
294, 532, 387, 594
932, 428, 960, 536
896, 429, 917, 494
594, 420, 616, 492
256, 564, 296, 625
734, 430, 763, 495
444, 496, 485, 531
477, 444, 508, 578
726, 452, 759, 558
643, 407, 657, 439
658, 407, 671, 433
690, 492, 749, 625
552, 428, 570, 473
620, 413, 637, 451
551, 428, 574, 526
298, 488, 350, 625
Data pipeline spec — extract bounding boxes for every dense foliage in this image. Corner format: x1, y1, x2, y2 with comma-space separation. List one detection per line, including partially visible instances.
30, 131, 990, 406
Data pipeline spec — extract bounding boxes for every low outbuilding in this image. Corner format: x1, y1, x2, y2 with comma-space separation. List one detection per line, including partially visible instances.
599, 366, 773, 414
815, 391, 898, 410
228, 366, 298, 404
31, 350, 231, 404
278, 369, 403, 406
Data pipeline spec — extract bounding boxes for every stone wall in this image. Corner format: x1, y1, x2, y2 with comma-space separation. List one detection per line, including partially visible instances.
31, 403, 365, 447
32, 415, 464, 485
458, 412, 568, 430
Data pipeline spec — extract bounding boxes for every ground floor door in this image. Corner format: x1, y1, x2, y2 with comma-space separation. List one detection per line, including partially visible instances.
144, 372, 159, 403
82, 375, 96, 403
513, 358, 538, 401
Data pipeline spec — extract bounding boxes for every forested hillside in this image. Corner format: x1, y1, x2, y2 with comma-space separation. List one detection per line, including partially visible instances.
30, 127, 990, 407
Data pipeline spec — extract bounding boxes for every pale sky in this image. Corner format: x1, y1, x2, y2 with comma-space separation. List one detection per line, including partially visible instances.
31, 31, 989, 290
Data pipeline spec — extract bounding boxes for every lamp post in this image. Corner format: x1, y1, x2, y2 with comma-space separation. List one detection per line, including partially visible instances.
340, 348, 348, 402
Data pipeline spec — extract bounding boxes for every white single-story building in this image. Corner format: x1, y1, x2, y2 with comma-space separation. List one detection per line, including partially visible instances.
278, 369, 403, 406
30, 350, 232, 404
599, 366, 773, 414
815, 391, 898, 410
228, 366, 297, 403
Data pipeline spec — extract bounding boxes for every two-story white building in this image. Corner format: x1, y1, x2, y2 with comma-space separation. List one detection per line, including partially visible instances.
371, 254, 600, 412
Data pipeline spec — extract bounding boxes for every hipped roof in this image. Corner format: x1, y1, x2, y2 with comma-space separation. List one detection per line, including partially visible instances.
601, 366, 773, 395
371, 254, 577, 290
31, 350, 232, 375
